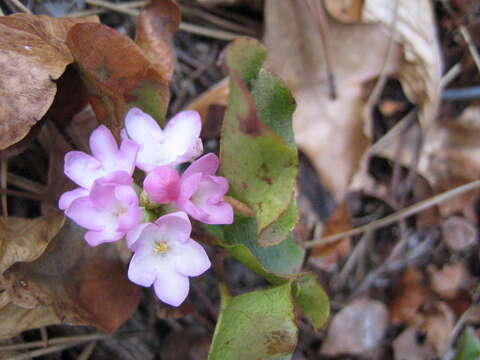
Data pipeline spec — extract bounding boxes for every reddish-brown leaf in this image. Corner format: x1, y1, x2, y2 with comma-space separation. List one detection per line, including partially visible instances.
66, 23, 171, 137
136, 0, 180, 82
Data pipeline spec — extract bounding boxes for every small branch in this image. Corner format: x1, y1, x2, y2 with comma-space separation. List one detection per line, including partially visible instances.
77, 341, 97, 360
7, 173, 47, 195
65, 0, 148, 18
0, 333, 109, 352
442, 86, 480, 101
6, 0, 32, 13
304, 179, 480, 248
0, 188, 47, 202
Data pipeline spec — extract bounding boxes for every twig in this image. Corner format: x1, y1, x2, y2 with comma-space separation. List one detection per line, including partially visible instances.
1, 159, 7, 217
40, 327, 49, 348
6, 0, 32, 13
440, 63, 462, 88
459, 25, 480, 74
84, 0, 242, 40
305, 0, 337, 99
442, 86, 480, 100
0, 188, 47, 202
77, 341, 97, 360
304, 179, 480, 248
181, 5, 259, 37
0, 333, 109, 352
7, 173, 46, 195
10, 343, 74, 360
65, 0, 148, 18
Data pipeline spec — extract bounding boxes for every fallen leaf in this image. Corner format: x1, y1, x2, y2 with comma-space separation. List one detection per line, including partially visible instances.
0, 13, 98, 150
161, 330, 210, 360
442, 216, 478, 252
324, 0, 364, 23
0, 219, 140, 338
135, 0, 180, 82
264, 0, 441, 203
393, 327, 435, 360
66, 22, 173, 138
390, 267, 428, 325
421, 302, 455, 356
418, 106, 480, 218
0, 215, 65, 274
263, 0, 399, 202
320, 298, 388, 356
309, 201, 352, 271
428, 263, 466, 300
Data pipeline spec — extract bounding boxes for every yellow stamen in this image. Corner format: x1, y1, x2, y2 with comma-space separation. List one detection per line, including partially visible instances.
118, 207, 128, 216
153, 241, 169, 254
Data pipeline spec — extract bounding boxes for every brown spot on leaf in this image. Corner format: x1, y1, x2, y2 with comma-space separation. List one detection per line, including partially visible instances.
264, 330, 295, 355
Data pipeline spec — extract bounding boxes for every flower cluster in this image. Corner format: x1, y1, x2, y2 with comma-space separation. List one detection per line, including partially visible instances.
59, 108, 233, 306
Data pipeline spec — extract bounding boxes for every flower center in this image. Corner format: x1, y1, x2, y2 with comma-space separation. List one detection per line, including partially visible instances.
117, 207, 128, 216
153, 241, 169, 254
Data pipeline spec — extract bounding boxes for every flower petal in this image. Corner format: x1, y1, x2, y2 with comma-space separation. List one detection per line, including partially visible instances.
173, 239, 211, 277
154, 211, 191, 244
114, 185, 139, 207
89, 125, 118, 166
66, 197, 116, 231
177, 173, 202, 204
163, 110, 202, 164
89, 182, 120, 212
127, 223, 152, 249
144, 166, 181, 203
153, 270, 190, 307
58, 188, 88, 210
127, 250, 158, 287
183, 153, 219, 178
116, 139, 139, 175
84, 229, 123, 246
117, 206, 141, 232
64, 151, 104, 189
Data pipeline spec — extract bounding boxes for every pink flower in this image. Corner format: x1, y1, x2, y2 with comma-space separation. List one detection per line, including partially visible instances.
123, 108, 203, 172
64, 125, 138, 190
65, 172, 141, 246
127, 212, 211, 306
144, 153, 233, 225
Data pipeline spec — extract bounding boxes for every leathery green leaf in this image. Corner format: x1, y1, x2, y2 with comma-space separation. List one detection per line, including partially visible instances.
220, 38, 298, 244
208, 283, 297, 360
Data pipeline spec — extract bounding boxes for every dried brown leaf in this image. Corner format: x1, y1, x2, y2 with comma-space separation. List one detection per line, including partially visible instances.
264, 0, 399, 202
320, 298, 388, 356
421, 302, 455, 356
442, 216, 478, 252
0, 215, 65, 274
0, 220, 140, 338
390, 267, 428, 325
324, 0, 364, 23
393, 327, 435, 360
0, 14, 98, 150
428, 263, 466, 300
136, 0, 180, 82
309, 201, 352, 271
66, 23, 171, 138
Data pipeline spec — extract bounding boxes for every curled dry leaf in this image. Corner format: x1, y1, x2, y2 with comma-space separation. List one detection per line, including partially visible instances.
393, 327, 435, 360
320, 298, 388, 356
418, 106, 480, 217
390, 267, 428, 325
0, 14, 98, 150
309, 201, 352, 271
0, 220, 140, 338
428, 263, 466, 300
263, 0, 399, 202
264, 0, 441, 203
442, 216, 477, 252
136, 0, 180, 83
324, 0, 364, 23
421, 302, 455, 356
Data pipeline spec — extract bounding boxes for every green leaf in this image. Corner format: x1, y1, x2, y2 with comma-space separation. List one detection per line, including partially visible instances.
211, 215, 305, 284
455, 327, 480, 360
220, 38, 298, 243
293, 274, 330, 331
208, 283, 297, 360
